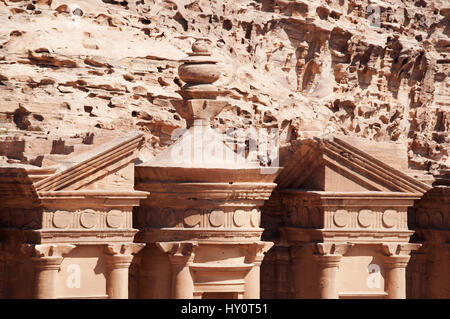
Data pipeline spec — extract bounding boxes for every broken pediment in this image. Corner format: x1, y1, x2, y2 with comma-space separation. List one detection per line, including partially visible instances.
34, 132, 144, 192
276, 136, 430, 193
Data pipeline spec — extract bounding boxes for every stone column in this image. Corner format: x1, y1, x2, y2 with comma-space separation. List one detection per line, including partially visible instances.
382, 255, 410, 299
0, 243, 5, 298
424, 243, 450, 299
22, 244, 75, 299
244, 242, 273, 299
4, 250, 24, 298
406, 245, 428, 299
105, 243, 145, 299
314, 243, 353, 299
315, 255, 342, 299
381, 243, 421, 299
157, 242, 197, 299
442, 244, 450, 299
32, 257, 64, 299
274, 246, 292, 298
290, 245, 309, 299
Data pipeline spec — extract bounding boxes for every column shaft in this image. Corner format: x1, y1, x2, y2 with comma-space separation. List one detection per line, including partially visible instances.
292, 256, 307, 299
383, 256, 410, 299
172, 264, 193, 299
106, 255, 134, 299
32, 257, 63, 299
315, 256, 341, 299
244, 263, 260, 299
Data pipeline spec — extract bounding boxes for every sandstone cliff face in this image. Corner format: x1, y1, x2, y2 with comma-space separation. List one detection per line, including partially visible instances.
0, 0, 448, 173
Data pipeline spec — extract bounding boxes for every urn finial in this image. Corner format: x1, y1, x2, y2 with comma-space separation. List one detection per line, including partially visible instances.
174, 39, 230, 126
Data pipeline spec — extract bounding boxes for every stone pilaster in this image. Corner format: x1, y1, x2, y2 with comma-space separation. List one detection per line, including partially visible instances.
244, 242, 273, 299
3, 249, 24, 298
290, 244, 310, 299
381, 243, 421, 299
22, 244, 75, 299
0, 243, 4, 298
406, 244, 428, 299
157, 242, 197, 299
105, 243, 145, 299
313, 243, 353, 299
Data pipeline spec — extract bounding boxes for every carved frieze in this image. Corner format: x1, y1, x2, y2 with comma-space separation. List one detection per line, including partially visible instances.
327, 208, 406, 230
281, 193, 410, 231
0, 209, 42, 229
414, 206, 449, 230
137, 207, 262, 229
43, 209, 131, 230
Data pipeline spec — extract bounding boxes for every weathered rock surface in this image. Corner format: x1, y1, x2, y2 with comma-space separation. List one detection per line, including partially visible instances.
0, 0, 448, 173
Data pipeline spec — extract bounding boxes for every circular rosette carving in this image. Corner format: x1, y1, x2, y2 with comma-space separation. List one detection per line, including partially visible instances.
106, 210, 123, 228
358, 209, 374, 228
209, 210, 225, 227
250, 209, 260, 228
431, 212, 444, 228
382, 210, 398, 228
233, 210, 247, 227
417, 212, 429, 227
53, 211, 72, 229
333, 210, 349, 228
183, 209, 201, 228
80, 210, 97, 229
160, 208, 177, 228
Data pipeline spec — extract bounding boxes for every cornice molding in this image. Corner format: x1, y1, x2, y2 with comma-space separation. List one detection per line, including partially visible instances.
35, 133, 144, 191
276, 136, 430, 194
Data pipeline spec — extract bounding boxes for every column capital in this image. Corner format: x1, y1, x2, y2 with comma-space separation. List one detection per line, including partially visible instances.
156, 241, 198, 265
105, 243, 145, 256
379, 243, 421, 257
314, 254, 343, 268
31, 257, 64, 270
104, 243, 144, 270
21, 244, 75, 258
245, 241, 273, 264
381, 255, 411, 269
314, 242, 354, 257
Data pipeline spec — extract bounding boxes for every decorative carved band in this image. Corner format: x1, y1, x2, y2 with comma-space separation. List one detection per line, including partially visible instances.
138, 207, 261, 229
314, 243, 354, 256
44, 209, 132, 230
282, 204, 408, 231
244, 242, 274, 264
156, 242, 198, 265
105, 243, 145, 256
415, 207, 448, 230
379, 243, 422, 257
21, 244, 76, 258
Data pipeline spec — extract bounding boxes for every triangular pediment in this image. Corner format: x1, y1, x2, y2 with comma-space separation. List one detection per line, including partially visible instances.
140, 125, 258, 169
35, 132, 144, 192
276, 136, 430, 193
